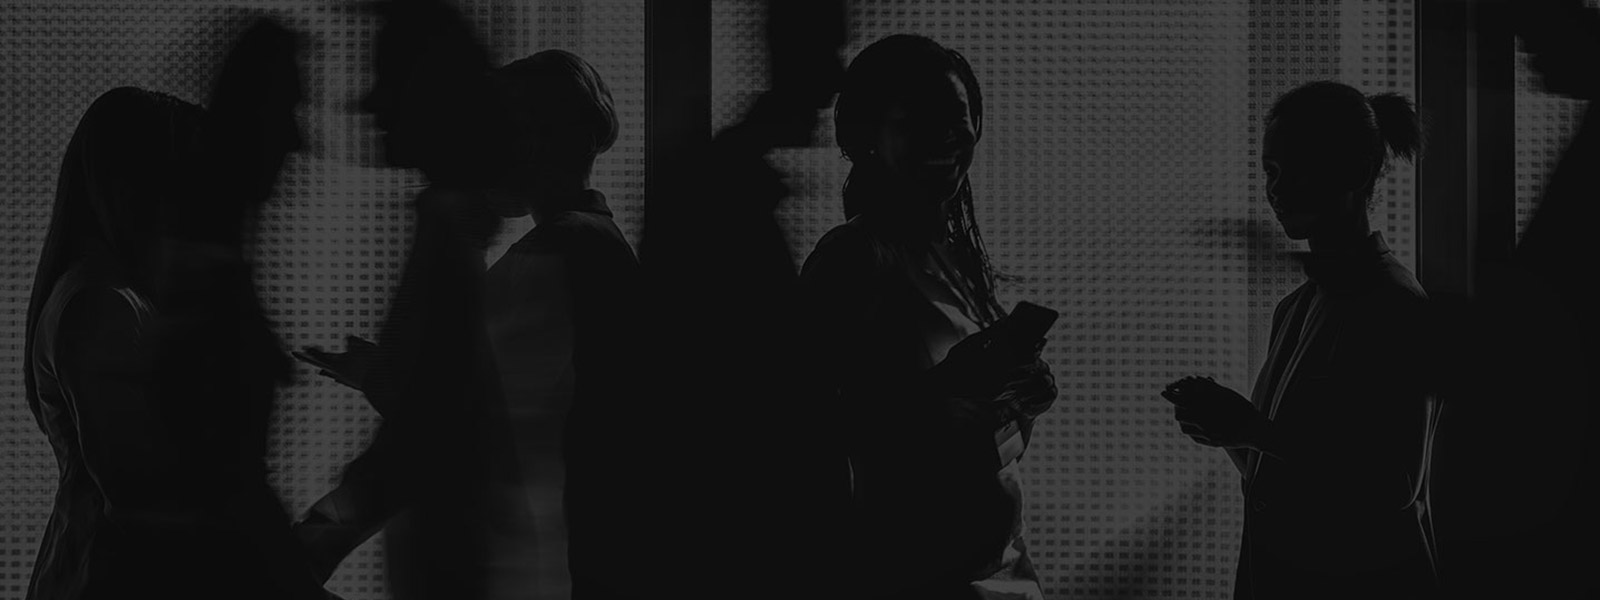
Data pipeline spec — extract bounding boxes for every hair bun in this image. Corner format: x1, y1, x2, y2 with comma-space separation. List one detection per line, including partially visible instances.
1368, 92, 1423, 164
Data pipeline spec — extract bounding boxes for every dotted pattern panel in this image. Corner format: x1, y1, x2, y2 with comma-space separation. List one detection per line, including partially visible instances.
713, 1, 1413, 597
0, 3, 642, 600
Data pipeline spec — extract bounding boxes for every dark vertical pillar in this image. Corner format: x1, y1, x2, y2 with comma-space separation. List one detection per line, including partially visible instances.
1418, 2, 1526, 598
1417, 0, 1514, 299
645, 0, 711, 213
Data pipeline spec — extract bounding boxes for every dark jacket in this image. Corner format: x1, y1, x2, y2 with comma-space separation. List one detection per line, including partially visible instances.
1233, 233, 1436, 600
799, 216, 1051, 600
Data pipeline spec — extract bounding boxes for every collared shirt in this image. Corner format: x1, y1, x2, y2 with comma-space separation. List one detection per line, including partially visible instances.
483, 189, 641, 600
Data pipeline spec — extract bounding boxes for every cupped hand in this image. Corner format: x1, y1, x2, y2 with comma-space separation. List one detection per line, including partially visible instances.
994, 357, 1058, 423
1161, 376, 1265, 449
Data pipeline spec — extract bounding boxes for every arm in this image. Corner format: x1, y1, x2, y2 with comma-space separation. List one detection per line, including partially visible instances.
487, 249, 575, 578
54, 287, 193, 524
1259, 297, 1433, 512
296, 189, 496, 580
798, 232, 1016, 587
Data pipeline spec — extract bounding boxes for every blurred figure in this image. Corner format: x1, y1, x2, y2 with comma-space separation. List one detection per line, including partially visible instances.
797, 34, 1058, 600
478, 50, 640, 600
23, 17, 324, 600
1163, 81, 1434, 599
630, 1, 851, 598
1423, 2, 1600, 598
291, 1, 516, 599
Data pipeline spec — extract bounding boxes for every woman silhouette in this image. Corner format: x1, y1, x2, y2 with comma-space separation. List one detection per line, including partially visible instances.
798, 35, 1057, 600
1163, 81, 1435, 599
24, 20, 319, 599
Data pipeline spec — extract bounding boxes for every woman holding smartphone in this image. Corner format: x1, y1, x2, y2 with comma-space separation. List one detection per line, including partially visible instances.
1164, 81, 1434, 599
798, 35, 1057, 600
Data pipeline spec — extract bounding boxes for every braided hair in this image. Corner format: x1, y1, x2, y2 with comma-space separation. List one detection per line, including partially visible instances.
834, 34, 1004, 320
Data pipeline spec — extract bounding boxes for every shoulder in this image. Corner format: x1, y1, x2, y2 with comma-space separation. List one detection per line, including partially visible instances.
1272, 282, 1316, 320
1352, 258, 1429, 319
512, 213, 636, 266
802, 218, 896, 280
45, 262, 147, 326
524, 211, 610, 246
53, 281, 153, 365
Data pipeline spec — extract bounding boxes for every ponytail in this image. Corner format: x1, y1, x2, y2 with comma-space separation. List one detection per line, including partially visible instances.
1368, 92, 1423, 165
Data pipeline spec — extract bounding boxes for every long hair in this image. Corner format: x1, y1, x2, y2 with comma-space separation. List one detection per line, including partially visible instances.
834, 34, 1004, 321
24, 87, 205, 417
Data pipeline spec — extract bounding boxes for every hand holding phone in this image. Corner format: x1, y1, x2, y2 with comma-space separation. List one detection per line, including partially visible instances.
984, 301, 1059, 357
938, 301, 1059, 392
293, 336, 377, 392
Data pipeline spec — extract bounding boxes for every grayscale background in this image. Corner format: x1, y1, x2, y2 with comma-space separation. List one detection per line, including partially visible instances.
0, 1, 1574, 598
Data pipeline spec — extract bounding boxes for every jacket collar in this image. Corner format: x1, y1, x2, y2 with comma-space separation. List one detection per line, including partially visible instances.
1290, 232, 1393, 292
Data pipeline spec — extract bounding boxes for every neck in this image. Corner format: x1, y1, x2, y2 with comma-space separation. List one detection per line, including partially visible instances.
892, 188, 957, 246
1307, 211, 1373, 254
525, 173, 590, 224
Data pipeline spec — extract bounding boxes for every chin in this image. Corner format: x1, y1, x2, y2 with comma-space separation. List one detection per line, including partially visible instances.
379, 136, 418, 169
1274, 217, 1315, 241
1281, 229, 1313, 241
928, 174, 966, 202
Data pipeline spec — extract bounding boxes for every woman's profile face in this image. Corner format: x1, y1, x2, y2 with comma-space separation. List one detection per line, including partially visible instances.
1261, 120, 1357, 241
361, 24, 425, 168
873, 70, 977, 207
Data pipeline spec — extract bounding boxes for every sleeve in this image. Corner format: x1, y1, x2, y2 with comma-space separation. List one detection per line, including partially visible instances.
1229, 290, 1305, 480
492, 253, 575, 484
489, 251, 575, 438
799, 230, 1015, 586
309, 188, 497, 560
796, 227, 905, 419
53, 286, 188, 521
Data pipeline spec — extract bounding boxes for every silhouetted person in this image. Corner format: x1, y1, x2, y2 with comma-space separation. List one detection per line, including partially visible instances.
1424, 3, 1600, 598
1163, 81, 1434, 600
475, 50, 640, 600
795, 35, 1058, 600
628, 2, 851, 598
1512, 5, 1600, 597
290, 1, 518, 598
23, 18, 325, 600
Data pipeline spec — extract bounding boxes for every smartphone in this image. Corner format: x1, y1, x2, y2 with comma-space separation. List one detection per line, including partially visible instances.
987, 301, 1059, 352
293, 341, 371, 393
291, 349, 339, 373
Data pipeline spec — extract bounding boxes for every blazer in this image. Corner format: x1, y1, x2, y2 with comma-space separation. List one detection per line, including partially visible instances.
1232, 233, 1437, 600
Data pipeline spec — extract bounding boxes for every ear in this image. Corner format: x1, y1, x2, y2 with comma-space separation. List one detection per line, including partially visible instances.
1336, 159, 1379, 197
